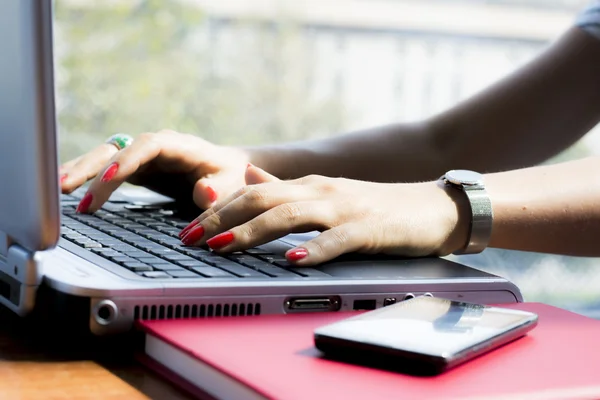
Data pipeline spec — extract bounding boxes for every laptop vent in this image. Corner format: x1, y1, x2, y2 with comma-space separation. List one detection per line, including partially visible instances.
133, 302, 262, 320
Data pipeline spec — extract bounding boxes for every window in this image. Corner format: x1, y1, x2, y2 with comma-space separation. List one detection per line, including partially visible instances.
55, 0, 600, 316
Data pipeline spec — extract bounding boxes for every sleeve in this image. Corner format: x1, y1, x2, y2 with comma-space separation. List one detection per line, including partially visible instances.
576, 1, 600, 40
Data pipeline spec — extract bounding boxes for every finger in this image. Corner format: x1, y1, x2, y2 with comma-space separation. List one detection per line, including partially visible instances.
181, 170, 307, 237
201, 201, 336, 252
76, 135, 163, 213
284, 223, 367, 266
61, 144, 119, 194
181, 183, 317, 245
187, 164, 281, 226
245, 164, 279, 185
59, 156, 81, 174
191, 167, 246, 211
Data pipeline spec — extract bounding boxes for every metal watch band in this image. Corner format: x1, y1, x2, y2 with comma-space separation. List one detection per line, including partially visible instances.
441, 170, 493, 255
458, 185, 493, 254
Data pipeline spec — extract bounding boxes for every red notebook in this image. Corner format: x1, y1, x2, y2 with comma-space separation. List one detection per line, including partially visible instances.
138, 303, 600, 400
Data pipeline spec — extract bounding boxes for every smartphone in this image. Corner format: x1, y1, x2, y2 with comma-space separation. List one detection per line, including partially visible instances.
313, 296, 538, 375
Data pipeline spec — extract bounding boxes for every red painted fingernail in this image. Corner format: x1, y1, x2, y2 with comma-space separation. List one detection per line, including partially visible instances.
179, 221, 197, 238
101, 162, 119, 182
205, 186, 218, 203
206, 231, 234, 249
286, 248, 309, 262
60, 174, 68, 184
181, 225, 205, 245
76, 193, 93, 214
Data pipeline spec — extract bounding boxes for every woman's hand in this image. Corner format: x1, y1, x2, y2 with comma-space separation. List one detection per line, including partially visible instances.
180, 165, 470, 265
60, 130, 252, 213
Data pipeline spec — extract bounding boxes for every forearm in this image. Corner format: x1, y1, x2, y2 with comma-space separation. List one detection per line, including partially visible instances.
485, 157, 600, 256
248, 121, 444, 182
430, 27, 600, 172
249, 27, 600, 182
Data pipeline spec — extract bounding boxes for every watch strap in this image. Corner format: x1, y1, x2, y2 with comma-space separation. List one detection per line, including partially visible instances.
456, 185, 493, 254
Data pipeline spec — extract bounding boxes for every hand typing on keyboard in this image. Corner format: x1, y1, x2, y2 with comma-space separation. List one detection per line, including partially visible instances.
60, 199, 330, 279
178, 165, 470, 267
59, 130, 251, 212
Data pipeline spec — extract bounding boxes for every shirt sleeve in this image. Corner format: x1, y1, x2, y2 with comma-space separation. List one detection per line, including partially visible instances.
576, 1, 600, 40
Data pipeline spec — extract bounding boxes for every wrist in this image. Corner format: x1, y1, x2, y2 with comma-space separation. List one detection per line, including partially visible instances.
434, 181, 472, 255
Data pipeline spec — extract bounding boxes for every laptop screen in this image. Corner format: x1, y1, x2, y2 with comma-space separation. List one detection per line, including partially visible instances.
0, 1, 60, 252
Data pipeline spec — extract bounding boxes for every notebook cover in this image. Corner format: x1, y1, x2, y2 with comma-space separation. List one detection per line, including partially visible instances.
138, 303, 600, 400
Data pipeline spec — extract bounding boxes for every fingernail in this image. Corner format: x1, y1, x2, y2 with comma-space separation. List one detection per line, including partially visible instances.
60, 174, 68, 184
205, 186, 218, 203
101, 162, 119, 182
179, 220, 197, 238
286, 247, 309, 262
247, 163, 253, 169
181, 225, 205, 245
206, 231, 234, 249
76, 193, 93, 214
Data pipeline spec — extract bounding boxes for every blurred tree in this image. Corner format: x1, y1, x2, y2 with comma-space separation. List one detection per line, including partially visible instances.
54, 0, 346, 162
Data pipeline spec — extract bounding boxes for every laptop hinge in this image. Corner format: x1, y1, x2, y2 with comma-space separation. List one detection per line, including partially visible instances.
0, 231, 42, 286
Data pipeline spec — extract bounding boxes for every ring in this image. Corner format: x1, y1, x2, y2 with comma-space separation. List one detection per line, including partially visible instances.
105, 133, 134, 151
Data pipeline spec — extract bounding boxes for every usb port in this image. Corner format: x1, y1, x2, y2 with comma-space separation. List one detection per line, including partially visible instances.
353, 299, 377, 310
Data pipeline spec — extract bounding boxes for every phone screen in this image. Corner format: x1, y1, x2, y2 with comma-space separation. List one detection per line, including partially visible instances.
314, 296, 537, 371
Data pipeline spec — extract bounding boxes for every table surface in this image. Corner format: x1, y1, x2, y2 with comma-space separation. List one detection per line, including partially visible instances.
0, 306, 195, 400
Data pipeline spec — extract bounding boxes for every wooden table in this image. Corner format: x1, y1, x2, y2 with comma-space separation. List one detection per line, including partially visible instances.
0, 306, 194, 400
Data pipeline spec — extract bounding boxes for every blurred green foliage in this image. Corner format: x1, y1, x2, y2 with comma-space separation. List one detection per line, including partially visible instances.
54, 0, 345, 162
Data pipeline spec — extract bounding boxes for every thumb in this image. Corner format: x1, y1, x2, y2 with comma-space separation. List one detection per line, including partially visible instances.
245, 164, 279, 185
192, 178, 221, 210
193, 169, 245, 209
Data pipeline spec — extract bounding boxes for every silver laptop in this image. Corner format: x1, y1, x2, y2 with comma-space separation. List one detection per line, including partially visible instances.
0, 1, 522, 335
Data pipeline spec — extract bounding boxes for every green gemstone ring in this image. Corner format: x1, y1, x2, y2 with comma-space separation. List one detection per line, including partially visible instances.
105, 133, 134, 151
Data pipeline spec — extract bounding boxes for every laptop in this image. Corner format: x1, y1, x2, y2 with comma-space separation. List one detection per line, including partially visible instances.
0, 1, 522, 335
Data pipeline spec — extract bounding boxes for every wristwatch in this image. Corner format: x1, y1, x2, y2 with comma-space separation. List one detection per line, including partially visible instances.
440, 169, 493, 255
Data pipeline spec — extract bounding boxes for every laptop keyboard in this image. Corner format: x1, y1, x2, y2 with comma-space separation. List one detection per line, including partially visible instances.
59, 194, 330, 280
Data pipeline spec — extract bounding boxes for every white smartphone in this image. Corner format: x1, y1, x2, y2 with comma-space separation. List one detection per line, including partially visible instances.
314, 296, 538, 375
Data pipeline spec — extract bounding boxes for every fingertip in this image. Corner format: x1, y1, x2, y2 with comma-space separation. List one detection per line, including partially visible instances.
205, 185, 218, 203
76, 192, 93, 214
193, 180, 218, 209
286, 247, 309, 263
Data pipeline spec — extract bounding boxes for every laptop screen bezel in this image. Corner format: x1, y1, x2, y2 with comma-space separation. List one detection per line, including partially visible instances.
0, 0, 60, 252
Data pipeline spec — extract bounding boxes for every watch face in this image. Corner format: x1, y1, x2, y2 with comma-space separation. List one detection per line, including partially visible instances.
445, 169, 484, 186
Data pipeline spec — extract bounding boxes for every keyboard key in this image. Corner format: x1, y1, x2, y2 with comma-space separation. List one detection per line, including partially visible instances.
156, 227, 181, 235
157, 237, 184, 247
216, 264, 268, 278
259, 255, 288, 264
96, 239, 122, 247
110, 256, 136, 264
123, 262, 153, 272
190, 266, 235, 278
147, 247, 178, 256
82, 242, 102, 249
164, 254, 195, 262
127, 251, 153, 259
91, 249, 122, 257
250, 264, 299, 278
140, 271, 172, 279
136, 256, 168, 265
178, 247, 211, 258
112, 244, 138, 253
152, 263, 186, 271
178, 260, 212, 268
244, 248, 273, 255
287, 268, 331, 278
167, 270, 201, 278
